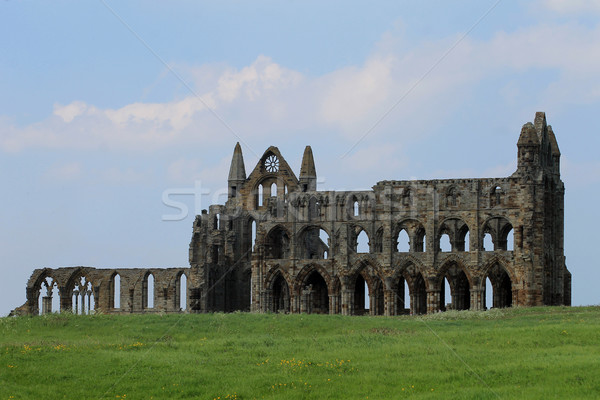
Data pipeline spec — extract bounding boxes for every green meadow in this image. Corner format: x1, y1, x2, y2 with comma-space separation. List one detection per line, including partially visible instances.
1, 306, 599, 399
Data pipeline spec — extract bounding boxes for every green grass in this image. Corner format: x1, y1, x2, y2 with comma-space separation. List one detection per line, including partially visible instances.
1, 307, 599, 399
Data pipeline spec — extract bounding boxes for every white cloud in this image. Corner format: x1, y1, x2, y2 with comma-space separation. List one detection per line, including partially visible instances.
53, 101, 88, 123
2, 21, 600, 158
539, 0, 600, 14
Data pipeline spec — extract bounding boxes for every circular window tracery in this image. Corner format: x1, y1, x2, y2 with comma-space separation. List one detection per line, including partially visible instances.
264, 154, 279, 172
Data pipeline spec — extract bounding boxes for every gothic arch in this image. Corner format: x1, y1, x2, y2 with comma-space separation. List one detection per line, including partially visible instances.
393, 218, 426, 253
263, 224, 291, 259
436, 259, 473, 311
482, 216, 514, 251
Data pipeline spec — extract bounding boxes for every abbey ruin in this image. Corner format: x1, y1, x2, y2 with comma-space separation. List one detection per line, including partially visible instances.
13, 112, 570, 316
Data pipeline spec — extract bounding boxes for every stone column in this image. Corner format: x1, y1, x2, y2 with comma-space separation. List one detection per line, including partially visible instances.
42, 296, 52, 315
471, 288, 484, 311
426, 289, 441, 314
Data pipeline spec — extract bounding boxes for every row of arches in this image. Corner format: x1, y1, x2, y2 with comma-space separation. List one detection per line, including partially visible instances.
259, 217, 515, 261
263, 261, 513, 315
32, 270, 189, 315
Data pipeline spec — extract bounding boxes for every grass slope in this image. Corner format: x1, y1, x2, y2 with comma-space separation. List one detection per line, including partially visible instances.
1, 307, 599, 399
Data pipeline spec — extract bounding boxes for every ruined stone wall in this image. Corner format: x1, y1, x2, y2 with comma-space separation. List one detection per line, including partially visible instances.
14, 112, 569, 316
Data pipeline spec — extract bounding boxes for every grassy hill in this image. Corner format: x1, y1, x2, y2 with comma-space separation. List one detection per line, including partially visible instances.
1, 306, 599, 399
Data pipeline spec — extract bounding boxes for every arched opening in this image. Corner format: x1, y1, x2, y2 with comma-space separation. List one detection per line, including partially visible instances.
463, 231, 470, 252
38, 277, 60, 315
356, 229, 369, 253
439, 264, 471, 311
413, 274, 427, 315
415, 228, 426, 252
485, 277, 493, 310
271, 182, 277, 197
320, 229, 330, 259
396, 229, 410, 252
505, 228, 514, 251
178, 273, 187, 311
271, 273, 290, 313
395, 276, 411, 315
353, 274, 368, 316
483, 233, 493, 251
442, 277, 452, 311
439, 233, 452, 252
485, 264, 512, 309
298, 227, 329, 259
111, 273, 121, 309
143, 273, 155, 310
258, 184, 263, 207
265, 226, 290, 259
251, 220, 257, 251
214, 214, 220, 230
304, 271, 329, 314
353, 200, 359, 217
72, 276, 94, 315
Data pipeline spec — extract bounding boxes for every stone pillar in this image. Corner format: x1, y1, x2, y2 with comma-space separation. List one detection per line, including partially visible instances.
384, 290, 394, 316
42, 296, 52, 315
73, 290, 80, 314
426, 289, 440, 314
471, 288, 484, 311
341, 289, 351, 315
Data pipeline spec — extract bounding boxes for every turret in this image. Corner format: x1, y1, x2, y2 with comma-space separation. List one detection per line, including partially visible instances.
228, 142, 246, 198
298, 145, 317, 192
517, 121, 540, 172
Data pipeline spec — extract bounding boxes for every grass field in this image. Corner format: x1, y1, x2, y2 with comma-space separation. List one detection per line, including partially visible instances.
1, 306, 599, 399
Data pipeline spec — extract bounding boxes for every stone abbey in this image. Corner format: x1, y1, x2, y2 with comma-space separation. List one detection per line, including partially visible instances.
13, 112, 570, 316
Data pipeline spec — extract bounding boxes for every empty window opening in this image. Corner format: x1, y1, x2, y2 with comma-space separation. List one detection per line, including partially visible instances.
179, 274, 187, 310
271, 183, 277, 197
353, 201, 359, 217
214, 214, 220, 230
356, 230, 369, 253
440, 233, 452, 252
506, 229, 514, 251
38, 277, 60, 315
265, 227, 290, 259
258, 184, 263, 207
144, 273, 155, 309
320, 229, 330, 259
485, 277, 493, 310
443, 277, 452, 311
396, 229, 410, 252
395, 277, 410, 315
463, 231, 470, 252
112, 273, 121, 309
251, 220, 257, 251
72, 277, 95, 315
483, 233, 493, 251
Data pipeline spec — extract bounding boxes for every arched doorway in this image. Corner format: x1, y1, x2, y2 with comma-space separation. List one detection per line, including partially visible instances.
303, 271, 329, 314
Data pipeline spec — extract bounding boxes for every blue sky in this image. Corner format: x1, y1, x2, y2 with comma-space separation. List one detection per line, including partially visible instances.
1, 1, 600, 315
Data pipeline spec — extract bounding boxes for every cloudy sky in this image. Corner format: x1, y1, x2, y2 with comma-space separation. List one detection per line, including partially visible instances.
1, 1, 600, 315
